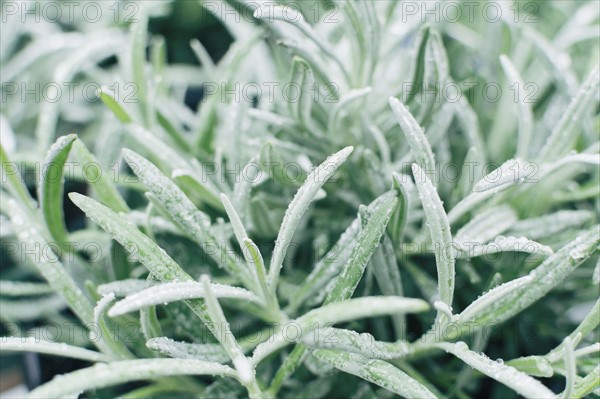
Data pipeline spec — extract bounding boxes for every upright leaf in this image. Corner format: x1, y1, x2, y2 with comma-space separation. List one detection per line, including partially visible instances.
325, 191, 398, 303
38, 134, 76, 248
389, 97, 436, 182
539, 65, 600, 161
71, 140, 129, 213
500, 55, 533, 158
7, 199, 93, 324
268, 147, 354, 289
411, 164, 455, 310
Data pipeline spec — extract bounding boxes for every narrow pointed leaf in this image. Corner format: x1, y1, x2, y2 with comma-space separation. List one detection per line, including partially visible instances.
313, 350, 438, 399
547, 298, 600, 361
302, 327, 411, 360
71, 140, 129, 213
39, 134, 77, 248
122, 150, 248, 284
268, 147, 354, 289
500, 55, 533, 158
109, 282, 261, 317
200, 275, 254, 385
571, 365, 600, 399
7, 199, 93, 323
411, 164, 455, 308
389, 97, 436, 180
69, 193, 191, 283
539, 65, 600, 161
28, 359, 237, 399
506, 356, 554, 378
456, 236, 553, 259
437, 342, 557, 399
456, 226, 599, 328
0, 337, 110, 362
454, 205, 517, 246
0, 281, 53, 296
252, 296, 428, 363
98, 86, 132, 123
325, 191, 398, 303
97, 279, 154, 297
146, 337, 229, 362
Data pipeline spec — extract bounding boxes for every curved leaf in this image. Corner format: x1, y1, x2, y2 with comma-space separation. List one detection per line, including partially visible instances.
437, 342, 557, 399
268, 147, 354, 289
28, 359, 237, 399
39, 134, 77, 248
109, 282, 261, 317
313, 349, 438, 399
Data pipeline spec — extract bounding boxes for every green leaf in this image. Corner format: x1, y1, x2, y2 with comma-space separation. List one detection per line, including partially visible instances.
561, 336, 576, 399
131, 11, 150, 126
126, 125, 190, 171
313, 349, 438, 399
7, 199, 93, 323
547, 298, 600, 362
97, 279, 153, 297
69, 193, 191, 283
456, 275, 535, 323
499, 55, 533, 158
146, 337, 228, 362
406, 25, 430, 104
454, 205, 516, 246
0, 281, 53, 296
98, 86, 132, 123
268, 147, 354, 289
190, 38, 216, 80
108, 282, 262, 317
155, 110, 190, 152
172, 170, 224, 211
221, 193, 266, 296
437, 341, 557, 399
0, 142, 36, 214
325, 190, 398, 303
289, 57, 321, 135
329, 87, 372, 135
0, 296, 65, 322
411, 164, 455, 311
200, 275, 255, 386
286, 208, 361, 313
253, 4, 351, 84
508, 210, 594, 241
71, 139, 129, 213
388, 172, 411, 244
455, 236, 553, 259
302, 327, 411, 360
38, 134, 77, 248
539, 64, 600, 161
28, 359, 237, 399
371, 236, 405, 338
455, 226, 599, 328
252, 296, 428, 364
243, 238, 273, 309
571, 364, 600, 399
472, 159, 530, 193
389, 97, 436, 181
122, 149, 249, 285
506, 356, 554, 378
0, 337, 110, 362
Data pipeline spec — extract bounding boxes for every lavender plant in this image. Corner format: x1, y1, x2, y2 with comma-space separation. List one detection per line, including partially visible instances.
1, 1, 599, 398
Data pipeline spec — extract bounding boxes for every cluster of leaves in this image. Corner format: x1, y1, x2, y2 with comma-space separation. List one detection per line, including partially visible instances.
1, 1, 599, 398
